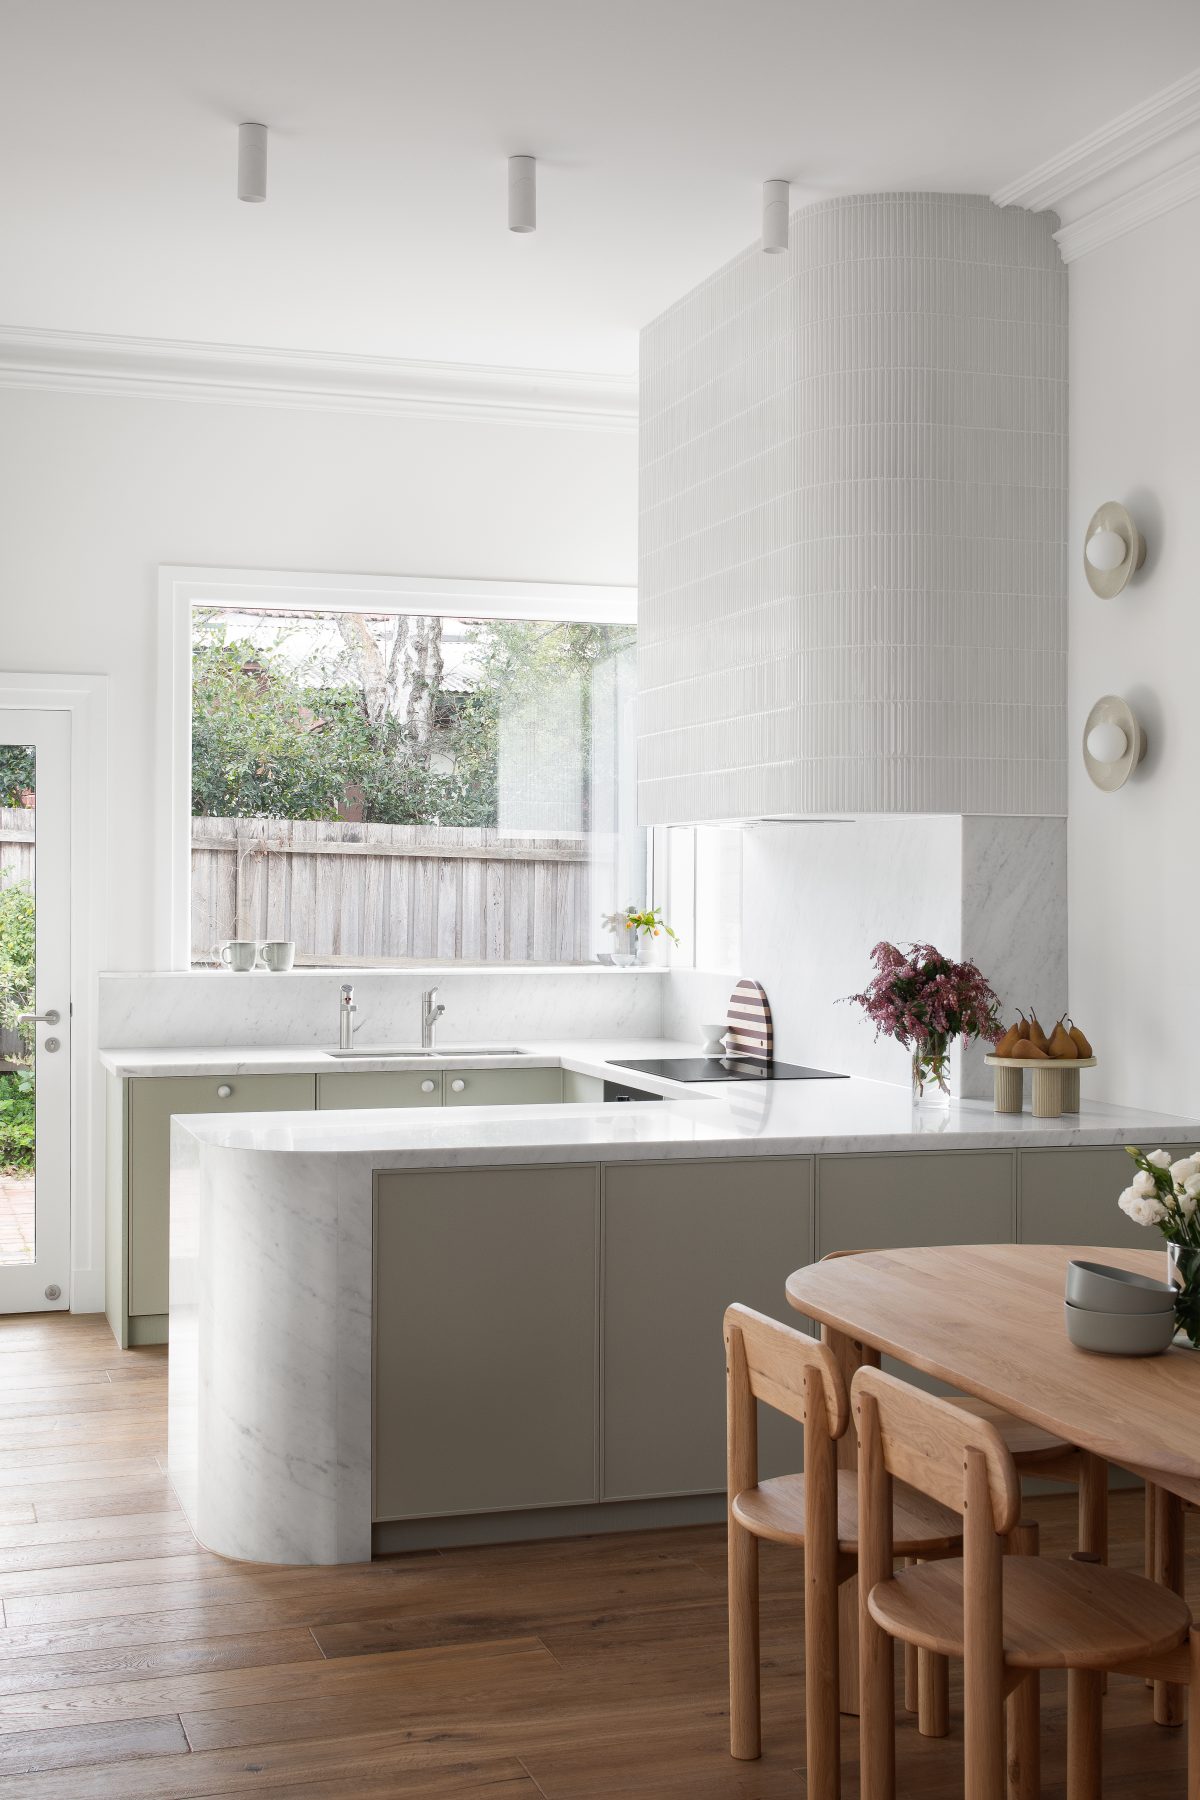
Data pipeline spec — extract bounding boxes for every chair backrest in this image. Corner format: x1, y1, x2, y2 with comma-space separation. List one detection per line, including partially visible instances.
723, 1310, 845, 1519
851, 1365, 1020, 1535
723, 1303, 848, 1439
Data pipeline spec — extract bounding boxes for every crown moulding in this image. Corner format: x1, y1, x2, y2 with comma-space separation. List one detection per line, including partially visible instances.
0, 325, 638, 432
992, 67, 1200, 263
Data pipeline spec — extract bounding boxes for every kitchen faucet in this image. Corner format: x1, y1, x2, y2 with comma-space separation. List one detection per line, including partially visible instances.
421, 986, 445, 1050
339, 983, 358, 1051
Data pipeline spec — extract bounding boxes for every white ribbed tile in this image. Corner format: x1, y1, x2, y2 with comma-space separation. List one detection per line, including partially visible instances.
639, 193, 1067, 822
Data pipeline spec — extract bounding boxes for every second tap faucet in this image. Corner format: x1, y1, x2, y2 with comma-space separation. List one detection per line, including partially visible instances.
421, 986, 446, 1050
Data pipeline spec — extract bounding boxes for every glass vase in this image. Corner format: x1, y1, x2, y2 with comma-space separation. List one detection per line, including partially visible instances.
1168, 1243, 1200, 1347
911, 1035, 952, 1108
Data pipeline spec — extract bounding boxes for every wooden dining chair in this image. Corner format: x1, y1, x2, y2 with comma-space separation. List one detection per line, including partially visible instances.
852, 1364, 1200, 1800
817, 1248, 1108, 1742
724, 1304, 962, 1798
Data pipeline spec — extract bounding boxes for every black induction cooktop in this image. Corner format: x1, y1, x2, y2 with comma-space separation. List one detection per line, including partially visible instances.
610, 1057, 848, 1084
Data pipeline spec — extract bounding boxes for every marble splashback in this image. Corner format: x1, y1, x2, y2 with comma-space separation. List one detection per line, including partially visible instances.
664, 815, 1067, 1099
99, 967, 665, 1049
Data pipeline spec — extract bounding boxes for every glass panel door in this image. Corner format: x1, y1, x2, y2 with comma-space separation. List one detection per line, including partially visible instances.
0, 711, 70, 1312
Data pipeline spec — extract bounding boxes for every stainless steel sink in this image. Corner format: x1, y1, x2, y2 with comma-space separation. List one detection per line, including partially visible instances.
323, 1046, 527, 1060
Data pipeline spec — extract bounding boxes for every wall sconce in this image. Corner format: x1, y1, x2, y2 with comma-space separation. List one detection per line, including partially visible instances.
1083, 695, 1146, 791
1084, 501, 1145, 598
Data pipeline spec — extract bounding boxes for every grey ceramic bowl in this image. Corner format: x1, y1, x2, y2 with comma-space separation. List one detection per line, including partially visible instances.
1065, 1259, 1175, 1315
1064, 1299, 1176, 1356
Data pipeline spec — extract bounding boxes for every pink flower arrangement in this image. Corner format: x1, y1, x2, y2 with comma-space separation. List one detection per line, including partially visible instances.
845, 942, 1002, 1100
847, 941, 1002, 1051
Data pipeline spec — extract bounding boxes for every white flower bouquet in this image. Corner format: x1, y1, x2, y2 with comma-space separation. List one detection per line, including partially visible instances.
1119, 1145, 1200, 1345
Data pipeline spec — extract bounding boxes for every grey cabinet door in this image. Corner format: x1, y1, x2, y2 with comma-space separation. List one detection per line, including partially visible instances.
127, 1074, 316, 1317
602, 1157, 813, 1501
1018, 1148, 1158, 1252
374, 1164, 599, 1521
317, 1072, 443, 1109
816, 1151, 1015, 1256
443, 1068, 563, 1106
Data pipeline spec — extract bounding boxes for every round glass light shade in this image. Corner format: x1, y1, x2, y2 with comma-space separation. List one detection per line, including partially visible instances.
1086, 527, 1128, 573
1086, 720, 1129, 763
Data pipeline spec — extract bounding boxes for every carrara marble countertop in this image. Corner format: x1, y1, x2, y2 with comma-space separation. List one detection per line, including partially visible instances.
128, 1036, 1200, 1159
165, 1041, 1200, 1568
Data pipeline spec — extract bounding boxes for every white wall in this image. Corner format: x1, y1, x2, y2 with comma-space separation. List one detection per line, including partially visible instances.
1067, 196, 1200, 1117
0, 385, 636, 1311
0, 387, 637, 973
664, 814, 1066, 1094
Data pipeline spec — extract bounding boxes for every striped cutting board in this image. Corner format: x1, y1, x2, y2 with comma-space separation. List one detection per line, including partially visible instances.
725, 979, 773, 1060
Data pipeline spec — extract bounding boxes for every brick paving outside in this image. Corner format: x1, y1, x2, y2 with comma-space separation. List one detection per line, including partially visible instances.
0, 1173, 34, 1264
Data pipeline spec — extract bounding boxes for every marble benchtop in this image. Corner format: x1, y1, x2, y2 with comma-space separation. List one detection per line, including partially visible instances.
125, 1036, 1200, 1160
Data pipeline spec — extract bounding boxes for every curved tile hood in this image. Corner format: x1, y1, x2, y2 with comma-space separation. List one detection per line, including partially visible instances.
637, 193, 1067, 822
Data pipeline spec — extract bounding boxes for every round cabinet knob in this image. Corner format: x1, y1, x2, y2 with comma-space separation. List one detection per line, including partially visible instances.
216, 1084, 233, 1099
451, 1078, 466, 1093
420, 1079, 436, 1093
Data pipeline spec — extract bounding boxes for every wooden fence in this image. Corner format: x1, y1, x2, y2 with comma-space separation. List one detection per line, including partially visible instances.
0, 808, 33, 891
0, 810, 593, 967
191, 817, 591, 965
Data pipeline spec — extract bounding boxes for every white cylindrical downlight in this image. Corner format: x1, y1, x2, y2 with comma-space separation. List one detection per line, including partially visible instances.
762, 179, 789, 253
238, 122, 268, 203
508, 155, 536, 233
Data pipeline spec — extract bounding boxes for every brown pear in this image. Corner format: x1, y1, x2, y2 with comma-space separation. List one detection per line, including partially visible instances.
1027, 1012, 1050, 1053
1068, 1019, 1094, 1058
1020, 1039, 1050, 1060
993, 1021, 1022, 1058
1015, 1013, 1031, 1041
1049, 1018, 1077, 1059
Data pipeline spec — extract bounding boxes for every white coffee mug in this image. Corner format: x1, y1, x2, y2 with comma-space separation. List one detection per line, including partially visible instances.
216, 940, 259, 972
258, 940, 295, 973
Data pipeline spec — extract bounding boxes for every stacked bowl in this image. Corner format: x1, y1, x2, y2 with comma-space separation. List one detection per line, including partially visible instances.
1064, 1259, 1177, 1356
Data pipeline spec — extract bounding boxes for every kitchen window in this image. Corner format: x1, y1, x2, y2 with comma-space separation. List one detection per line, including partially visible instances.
160, 570, 643, 969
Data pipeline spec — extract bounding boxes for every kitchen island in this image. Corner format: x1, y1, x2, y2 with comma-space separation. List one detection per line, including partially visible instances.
158, 1039, 1200, 1565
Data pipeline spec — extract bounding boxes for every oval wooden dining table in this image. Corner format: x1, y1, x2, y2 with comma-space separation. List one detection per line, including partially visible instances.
785, 1242, 1197, 1726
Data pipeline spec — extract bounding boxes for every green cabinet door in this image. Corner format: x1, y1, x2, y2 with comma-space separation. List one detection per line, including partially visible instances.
127, 1073, 315, 1317
374, 1164, 599, 1520
602, 1157, 814, 1500
317, 1072, 443, 1109
1018, 1147, 1158, 1251
816, 1151, 1015, 1256
443, 1068, 563, 1106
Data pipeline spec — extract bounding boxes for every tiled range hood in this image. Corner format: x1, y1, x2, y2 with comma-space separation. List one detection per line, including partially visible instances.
637, 194, 1067, 824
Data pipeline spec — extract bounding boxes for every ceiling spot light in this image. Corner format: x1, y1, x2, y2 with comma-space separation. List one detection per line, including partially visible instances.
238, 122, 268, 203
762, 179, 789, 253
508, 156, 536, 233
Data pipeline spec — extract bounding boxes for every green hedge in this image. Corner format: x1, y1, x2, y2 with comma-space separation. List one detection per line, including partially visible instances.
0, 1068, 34, 1173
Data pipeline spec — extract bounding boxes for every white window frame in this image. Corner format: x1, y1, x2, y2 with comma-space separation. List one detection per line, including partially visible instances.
156, 566, 638, 970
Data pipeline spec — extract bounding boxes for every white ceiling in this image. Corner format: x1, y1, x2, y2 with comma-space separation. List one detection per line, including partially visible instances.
3, 0, 1199, 375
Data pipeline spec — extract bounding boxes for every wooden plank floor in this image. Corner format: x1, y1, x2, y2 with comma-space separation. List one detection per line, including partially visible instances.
0, 1313, 1193, 1797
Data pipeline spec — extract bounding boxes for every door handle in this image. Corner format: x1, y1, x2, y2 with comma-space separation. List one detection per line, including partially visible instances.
17, 1010, 60, 1027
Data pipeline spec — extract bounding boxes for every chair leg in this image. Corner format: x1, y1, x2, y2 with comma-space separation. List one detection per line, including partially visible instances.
728, 1517, 760, 1759
1188, 1627, 1200, 1800
904, 1555, 949, 1737
803, 1427, 841, 1800
1006, 1521, 1040, 1799
1007, 1672, 1040, 1800
1067, 1668, 1103, 1800
1154, 1486, 1187, 1727
918, 1647, 950, 1738
1146, 1482, 1159, 1691
903, 1561, 918, 1713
